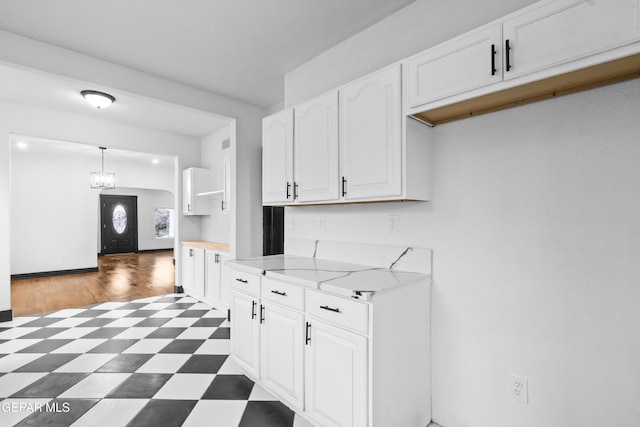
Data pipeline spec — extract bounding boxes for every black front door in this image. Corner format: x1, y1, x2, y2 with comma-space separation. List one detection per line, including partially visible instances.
100, 195, 138, 254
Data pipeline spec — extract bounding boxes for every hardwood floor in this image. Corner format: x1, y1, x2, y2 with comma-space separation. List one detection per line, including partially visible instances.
11, 251, 175, 317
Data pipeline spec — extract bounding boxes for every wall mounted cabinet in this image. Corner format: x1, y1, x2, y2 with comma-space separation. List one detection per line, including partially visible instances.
407, 0, 640, 125
262, 65, 431, 206
182, 167, 212, 215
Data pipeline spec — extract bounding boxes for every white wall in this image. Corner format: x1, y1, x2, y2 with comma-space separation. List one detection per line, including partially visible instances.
282, 1, 640, 425
201, 126, 231, 244
100, 188, 175, 252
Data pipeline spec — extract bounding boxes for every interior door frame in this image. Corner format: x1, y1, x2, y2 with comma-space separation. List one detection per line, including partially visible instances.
100, 194, 138, 255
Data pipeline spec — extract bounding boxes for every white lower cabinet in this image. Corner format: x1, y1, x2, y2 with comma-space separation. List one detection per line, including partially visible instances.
181, 246, 204, 295
305, 319, 368, 427
230, 290, 260, 378
229, 267, 430, 427
260, 302, 305, 411
181, 244, 230, 311
205, 250, 230, 310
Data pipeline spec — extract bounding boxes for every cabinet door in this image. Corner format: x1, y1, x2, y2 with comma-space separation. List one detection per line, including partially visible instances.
260, 303, 304, 410
182, 168, 194, 214
305, 320, 368, 427
407, 24, 503, 107
230, 292, 260, 378
205, 251, 222, 302
193, 248, 205, 296
294, 92, 339, 203
181, 246, 195, 292
263, 109, 294, 204
340, 65, 403, 200
219, 253, 231, 306
222, 150, 231, 212
503, 0, 640, 81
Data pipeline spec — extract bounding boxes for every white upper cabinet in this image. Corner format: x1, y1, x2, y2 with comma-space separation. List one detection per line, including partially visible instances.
502, 0, 640, 81
262, 109, 294, 205
294, 92, 340, 203
340, 65, 402, 200
222, 149, 231, 212
407, 24, 503, 108
407, 0, 640, 125
182, 167, 212, 215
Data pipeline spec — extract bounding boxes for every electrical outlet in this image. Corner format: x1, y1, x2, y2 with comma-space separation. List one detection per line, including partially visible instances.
317, 216, 325, 231
508, 374, 529, 404
389, 215, 399, 233
287, 216, 294, 231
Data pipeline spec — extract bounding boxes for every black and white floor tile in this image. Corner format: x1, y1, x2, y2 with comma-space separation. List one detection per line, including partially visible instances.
0, 295, 312, 427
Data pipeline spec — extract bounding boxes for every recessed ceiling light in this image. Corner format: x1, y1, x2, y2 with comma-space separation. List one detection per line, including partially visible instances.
16, 141, 28, 149
152, 159, 159, 164
81, 90, 116, 109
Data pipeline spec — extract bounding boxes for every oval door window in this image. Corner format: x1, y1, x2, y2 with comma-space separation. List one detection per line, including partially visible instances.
112, 204, 127, 234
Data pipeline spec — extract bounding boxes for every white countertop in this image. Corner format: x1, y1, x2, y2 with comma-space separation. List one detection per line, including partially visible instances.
226, 254, 430, 298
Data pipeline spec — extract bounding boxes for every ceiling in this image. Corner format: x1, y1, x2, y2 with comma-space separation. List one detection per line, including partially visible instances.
0, 0, 417, 109
0, 64, 231, 138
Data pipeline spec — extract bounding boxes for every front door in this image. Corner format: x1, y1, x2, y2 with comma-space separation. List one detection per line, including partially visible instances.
100, 195, 138, 254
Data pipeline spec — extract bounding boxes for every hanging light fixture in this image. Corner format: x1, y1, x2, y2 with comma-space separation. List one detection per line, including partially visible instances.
81, 90, 116, 109
90, 147, 116, 189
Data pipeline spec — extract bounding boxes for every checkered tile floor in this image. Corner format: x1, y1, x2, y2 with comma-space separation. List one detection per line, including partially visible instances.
0, 294, 311, 427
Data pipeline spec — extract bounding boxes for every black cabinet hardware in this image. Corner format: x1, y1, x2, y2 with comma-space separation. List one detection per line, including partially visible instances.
214, 253, 219, 263
505, 39, 512, 72
251, 301, 257, 319
227, 309, 231, 322
286, 182, 291, 199
305, 322, 311, 345
491, 44, 497, 76
260, 305, 265, 324
221, 200, 225, 211
270, 290, 287, 296
341, 177, 347, 197
187, 203, 191, 212
235, 278, 248, 284
293, 182, 299, 200
320, 305, 341, 313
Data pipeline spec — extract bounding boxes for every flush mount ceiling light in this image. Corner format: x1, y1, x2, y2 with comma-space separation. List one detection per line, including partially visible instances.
90, 146, 116, 189
81, 90, 116, 109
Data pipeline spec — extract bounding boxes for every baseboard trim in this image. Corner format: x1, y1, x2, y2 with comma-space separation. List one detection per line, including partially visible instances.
11, 267, 99, 280
0, 309, 13, 322
174, 286, 184, 294
136, 248, 174, 254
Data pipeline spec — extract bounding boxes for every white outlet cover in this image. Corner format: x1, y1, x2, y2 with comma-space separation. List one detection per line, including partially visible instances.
388, 215, 399, 233
317, 216, 325, 231
508, 374, 529, 404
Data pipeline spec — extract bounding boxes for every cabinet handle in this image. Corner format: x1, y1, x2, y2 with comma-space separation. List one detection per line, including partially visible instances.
221, 200, 225, 211
505, 39, 512, 72
341, 177, 347, 197
270, 290, 287, 297
260, 304, 265, 324
305, 322, 311, 345
251, 300, 257, 319
286, 182, 291, 199
491, 43, 496, 76
187, 203, 191, 212
215, 253, 219, 263
320, 305, 342, 314
293, 182, 299, 200
235, 278, 248, 284
189, 249, 193, 257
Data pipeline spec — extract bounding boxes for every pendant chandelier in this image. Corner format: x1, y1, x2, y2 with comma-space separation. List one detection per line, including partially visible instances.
90, 146, 116, 189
